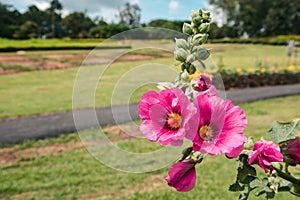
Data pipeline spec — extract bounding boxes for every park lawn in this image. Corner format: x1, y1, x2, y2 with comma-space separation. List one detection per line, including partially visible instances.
0, 43, 296, 119
205, 43, 291, 70
0, 95, 300, 200
0, 56, 175, 119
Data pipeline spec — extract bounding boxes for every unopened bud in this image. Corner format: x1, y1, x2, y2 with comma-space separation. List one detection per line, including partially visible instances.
182, 23, 193, 35
201, 10, 211, 22
175, 38, 189, 50
191, 10, 202, 25
244, 137, 254, 150
181, 70, 190, 81
192, 34, 208, 45
174, 47, 188, 62
186, 54, 196, 64
193, 47, 210, 60
191, 74, 212, 92
198, 23, 210, 34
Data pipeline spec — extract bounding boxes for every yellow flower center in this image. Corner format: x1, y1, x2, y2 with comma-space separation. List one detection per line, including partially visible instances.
199, 125, 213, 141
167, 113, 182, 129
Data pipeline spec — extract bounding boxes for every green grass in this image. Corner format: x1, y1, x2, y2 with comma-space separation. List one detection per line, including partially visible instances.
0, 43, 297, 119
0, 95, 299, 199
0, 56, 174, 119
0, 62, 34, 71
205, 43, 292, 70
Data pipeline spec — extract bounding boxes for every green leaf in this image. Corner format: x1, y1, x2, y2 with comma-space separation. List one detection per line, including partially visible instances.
239, 185, 251, 200
249, 177, 262, 189
237, 154, 257, 182
267, 118, 300, 144
278, 181, 292, 192
266, 191, 275, 199
229, 181, 244, 192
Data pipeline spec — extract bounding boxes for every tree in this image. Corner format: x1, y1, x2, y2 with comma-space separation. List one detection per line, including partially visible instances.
47, 0, 63, 38
62, 12, 95, 38
264, 0, 300, 36
13, 21, 38, 39
148, 19, 186, 32
209, 0, 300, 37
23, 5, 48, 37
88, 24, 130, 38
117, 2, 141, 28
0, 3, 22, 38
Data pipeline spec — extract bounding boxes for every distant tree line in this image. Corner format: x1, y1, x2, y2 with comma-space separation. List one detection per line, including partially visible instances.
1, 0, 299, 40
209, 0, 300, 37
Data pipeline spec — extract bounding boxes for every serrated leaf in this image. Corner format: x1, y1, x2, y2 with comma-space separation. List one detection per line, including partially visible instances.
267, 118, 300, 144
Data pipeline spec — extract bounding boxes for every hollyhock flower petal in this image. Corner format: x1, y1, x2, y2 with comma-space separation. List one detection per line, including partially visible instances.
165, 159, 196, 192
248, 139, 283, 173
138, 88, 197, 146
191, 94, 247, 156
283, 138, 300, 165
225, 143, 245, 158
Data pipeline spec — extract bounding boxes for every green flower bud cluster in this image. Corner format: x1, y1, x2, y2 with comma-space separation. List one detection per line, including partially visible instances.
183, 9, 211, 36
174, 9, 211, 75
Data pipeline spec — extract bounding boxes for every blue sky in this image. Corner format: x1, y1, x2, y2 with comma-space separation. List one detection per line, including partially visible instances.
1, 0, 210, 23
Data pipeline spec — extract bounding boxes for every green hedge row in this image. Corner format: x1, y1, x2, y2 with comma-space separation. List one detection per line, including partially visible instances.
214, 71, 300, 90
0, 45, 131, 52
209, 35, 300, 46
209, 38, 289, 46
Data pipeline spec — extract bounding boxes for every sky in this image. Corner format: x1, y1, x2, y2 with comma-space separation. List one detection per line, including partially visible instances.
0, 0, 213, 24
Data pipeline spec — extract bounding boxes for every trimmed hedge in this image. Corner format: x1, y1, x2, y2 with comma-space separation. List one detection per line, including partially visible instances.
214, 71, 300, 90
209, 35, 300, 46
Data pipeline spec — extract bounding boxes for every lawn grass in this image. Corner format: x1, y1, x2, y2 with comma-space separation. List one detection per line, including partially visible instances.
0, 95, 299, 199
205, 43, 294, 70
0, 43, 297, 119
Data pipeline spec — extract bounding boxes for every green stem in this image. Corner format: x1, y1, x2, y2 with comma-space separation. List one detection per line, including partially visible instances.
274, 167, 300, 186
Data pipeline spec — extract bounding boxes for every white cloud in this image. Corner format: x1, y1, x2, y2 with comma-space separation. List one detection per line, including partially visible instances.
31, 0, 49, 11
169, 0, 178, 12
130, 0, 139, 5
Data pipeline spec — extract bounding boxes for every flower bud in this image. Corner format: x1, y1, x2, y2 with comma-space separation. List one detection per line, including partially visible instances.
175, 38, 189, 50
192, 34, 208, 45
192, 47, 210, 60
182, 23, 193, 35
198, 23, 210, 34
186, 54, 196, 64
201, 10, 211, 22
191, 74, 212, 92
282, 138, 300, 166
165, 159, 197, 192
244, 137, 254, 150
174, 47, 188, 62
180, 70, 190, 81
191, 10, 202, 25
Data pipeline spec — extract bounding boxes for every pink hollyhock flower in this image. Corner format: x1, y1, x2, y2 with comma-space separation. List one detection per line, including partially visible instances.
189, 94, 247, 157
283, 138, 300, 165
248, 139, 283, 173
165, 159, 196, 192
138, 88, 197, 146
